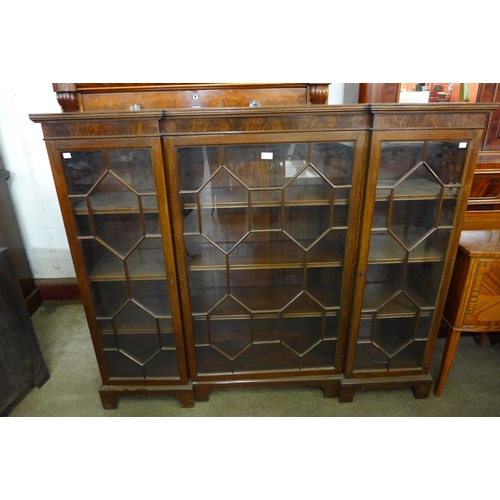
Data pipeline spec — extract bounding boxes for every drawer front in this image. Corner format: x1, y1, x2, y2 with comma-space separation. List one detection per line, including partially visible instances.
81, 88, 309, 111
469, 173, 500, 203
464, 259, 500, 326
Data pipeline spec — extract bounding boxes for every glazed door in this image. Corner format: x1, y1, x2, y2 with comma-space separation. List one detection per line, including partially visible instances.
166, 132, 366, 380
346, 130, 480, 376
47, 138, 189, 384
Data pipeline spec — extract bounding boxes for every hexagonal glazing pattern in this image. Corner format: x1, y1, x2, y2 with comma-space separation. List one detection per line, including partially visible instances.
284, 166, 333, 249
177, 142, 355, 375
199, 169, 248, 252
354, 140, 469, 372
61, 146, 181, 380
209, 297, 252, 359
90, 174, 143, 257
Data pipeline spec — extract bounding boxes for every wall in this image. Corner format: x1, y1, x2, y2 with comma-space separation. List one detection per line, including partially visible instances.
0, 83, 352, 280
0, 83, 76, 279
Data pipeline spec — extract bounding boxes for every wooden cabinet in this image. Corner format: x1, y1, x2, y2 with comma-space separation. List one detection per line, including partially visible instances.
52, 83, 330, 112
434, 230, 500, 396
30, 101, 494, 407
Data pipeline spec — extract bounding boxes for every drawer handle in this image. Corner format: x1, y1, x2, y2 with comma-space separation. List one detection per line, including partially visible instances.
249, 100, 262, 107
129, 104, 141, 111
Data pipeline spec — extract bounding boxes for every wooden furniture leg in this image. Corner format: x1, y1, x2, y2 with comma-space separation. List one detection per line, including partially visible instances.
434, 328, 461, 397
476, 332, 488, 346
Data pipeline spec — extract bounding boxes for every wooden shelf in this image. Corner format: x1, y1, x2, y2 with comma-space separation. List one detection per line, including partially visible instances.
189, 285, 342, 316
185, 239, 345, 270
368, 232, 446, 263
376, 179, 459, 200
362, 283, 435, 313
182, 186, 350, 210
89, 249, 166, 280
72, 193, 158, 214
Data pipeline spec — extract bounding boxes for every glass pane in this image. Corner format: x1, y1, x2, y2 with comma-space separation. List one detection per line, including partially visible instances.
61, 150, 106, 195
229, 232, 304, 268
372, 316, 417, 357
209, 317, 253, 359
114, 301, 157, 333
89, 173, 138, 213
107, 149, 155, 193
145, 350, 179, 378
130, 280, 172, 316
178, 146, 220, 191
440, 197, 458, 226
188, 270, 227, 314
285, 166, 333, 203
181, 195, 199, 233
390, 199, 440, 249
184, 234, 226, 267
105, 351, 144, 378
394, 164, 442, 197
425, 141, 468, 185
311, 141, 354, 185
306, 229, 346, 265
193, 316, 209, 345
251, 206, 281, 230
252, 316, 280, 343
362, 263, 405, 311
284, 206, 330, 249
388, 341, 426, 370
90, 281, 129, 317
378, 142, 424, 186
354, 317, 426, 371
409, 229, 451, 261
324, 314, 339, 340
368, 232, 406, 262
332, 198, 349, 227
281, 316, 323, 355
372, 201, 389, 228
201, 207, 248, 253
224, 144, 308, 188
94, 213, 143, 258
230, 268, 302, 312
80, 239, 125, 279
301, 340, 336, 368
405, 261, 443, 307
75, 214, 92, 237
306, 267, 343, 308
415, 314, 433, 340
144, 213, 160, 235
126, 238, 166, 279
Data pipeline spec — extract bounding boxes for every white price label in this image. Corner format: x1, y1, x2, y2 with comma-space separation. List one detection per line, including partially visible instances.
62, 152, 72, 159
459, 142, 468, 149
261, 152, 273, 160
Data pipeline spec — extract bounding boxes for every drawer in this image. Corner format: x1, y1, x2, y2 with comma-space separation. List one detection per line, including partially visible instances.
80, 87, 309, 111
